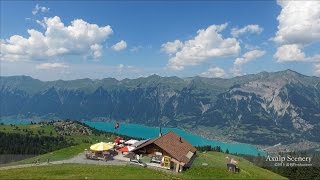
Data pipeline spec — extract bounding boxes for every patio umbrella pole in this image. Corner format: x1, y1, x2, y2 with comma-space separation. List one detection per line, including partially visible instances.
114, 122, 117, 137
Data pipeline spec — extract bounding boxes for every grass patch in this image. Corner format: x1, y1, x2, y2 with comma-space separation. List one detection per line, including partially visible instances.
0, 150, 286, 179
0, 123, 116, 144
0, 124, 57, 136
0, 122, 118, 167
0, 164, 180, 179
1, 144, 90, 167
181, 152, 286, 179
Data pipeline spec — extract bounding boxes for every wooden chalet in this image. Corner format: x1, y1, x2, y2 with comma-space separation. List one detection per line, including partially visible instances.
131, 131, 197, 172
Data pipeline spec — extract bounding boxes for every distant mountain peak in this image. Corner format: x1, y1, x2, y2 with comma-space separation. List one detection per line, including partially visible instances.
276, 69, 304, 81
1, 68, 320, 146
282, 69, 300, 75
148, 74, 161, 78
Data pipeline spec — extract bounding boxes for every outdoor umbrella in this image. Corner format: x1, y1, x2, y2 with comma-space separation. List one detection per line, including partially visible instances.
114, 137, 121, 144
119, 146, 135, 152
90, 142, 114, 151
125, 139, 139, 145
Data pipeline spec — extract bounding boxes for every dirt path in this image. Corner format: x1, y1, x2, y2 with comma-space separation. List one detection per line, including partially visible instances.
0, 153, 128, 171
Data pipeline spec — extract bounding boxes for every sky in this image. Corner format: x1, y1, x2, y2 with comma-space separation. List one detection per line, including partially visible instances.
1, 0, 320, 80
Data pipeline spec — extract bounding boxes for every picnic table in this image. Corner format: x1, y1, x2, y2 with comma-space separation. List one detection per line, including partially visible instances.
150, 155, 162, 163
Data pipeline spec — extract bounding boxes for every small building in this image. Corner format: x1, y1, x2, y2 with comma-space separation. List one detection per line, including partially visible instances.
131, 131, 197, 172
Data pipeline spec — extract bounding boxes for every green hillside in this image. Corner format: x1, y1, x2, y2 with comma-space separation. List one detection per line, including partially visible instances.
0, 152, 286, 179
0, 164, 179, 179
0, 121, 118, 165
0, 144, 89, 167
0, 121, 286, 179
0, 147, 286, 179
0, 122, 115, 144
183, 152, 286, 179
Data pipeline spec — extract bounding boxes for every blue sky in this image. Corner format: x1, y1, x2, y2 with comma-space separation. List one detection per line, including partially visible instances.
1, 1, 320, 80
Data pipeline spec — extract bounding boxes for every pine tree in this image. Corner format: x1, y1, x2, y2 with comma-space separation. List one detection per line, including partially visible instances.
225, 149, 229, 154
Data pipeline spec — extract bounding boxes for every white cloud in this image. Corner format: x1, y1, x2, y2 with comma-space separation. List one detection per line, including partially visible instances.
0, 16, 113, 61
90, 44, 103, 59
32, 4, 50, 15
312, 55, 320, 63
130, 45, 152, 52
244, 44, 260, 50
230, 66, 242, 77
116, 64, 141, 75
231, 49, 266, 76
1, 61, 149, 81
231, 24, 263, 37
35, 63, 68, 70
161, 40, 183, 55
162, 23, 240, 70
118, 64, 124, 69
36, 19, 46, 28
112, 40, 127, 51
130, 45, 143, 52
314, 64, 320, 76
234, 49, 266, 65
274, 1, 320, 45
274, 44, 306, 62
273, 0, 320, 63
200, 67, 225, 78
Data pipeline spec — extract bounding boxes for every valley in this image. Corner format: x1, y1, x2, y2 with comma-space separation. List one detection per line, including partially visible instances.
1, 69, 320, 150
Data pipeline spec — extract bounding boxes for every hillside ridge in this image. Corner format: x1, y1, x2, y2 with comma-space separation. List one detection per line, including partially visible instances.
1, 69, 320, 146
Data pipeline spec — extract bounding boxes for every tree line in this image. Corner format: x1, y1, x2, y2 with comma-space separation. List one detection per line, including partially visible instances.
195, 145, 229, 153
0, 131, 73, 155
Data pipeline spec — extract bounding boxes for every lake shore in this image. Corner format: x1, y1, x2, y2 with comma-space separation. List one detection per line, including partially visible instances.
0, 117, 268, 156
84, 120, 265, 156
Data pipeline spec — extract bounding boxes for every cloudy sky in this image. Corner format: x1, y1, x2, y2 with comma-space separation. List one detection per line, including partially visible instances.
1, 1, 320, 80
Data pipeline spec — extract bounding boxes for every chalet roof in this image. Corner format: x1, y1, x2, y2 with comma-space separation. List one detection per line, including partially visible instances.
132, 132, 196, 165
131, 139, 150, 148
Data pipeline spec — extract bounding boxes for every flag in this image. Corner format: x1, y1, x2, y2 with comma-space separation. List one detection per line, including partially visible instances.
114, 122, 119, 129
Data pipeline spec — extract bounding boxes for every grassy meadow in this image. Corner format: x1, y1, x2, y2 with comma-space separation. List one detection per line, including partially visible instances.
0, 150, 286, 179
0, 122, 286, 179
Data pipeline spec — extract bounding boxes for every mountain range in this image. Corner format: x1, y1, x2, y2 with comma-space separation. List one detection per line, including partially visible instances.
1, 69, 319, 146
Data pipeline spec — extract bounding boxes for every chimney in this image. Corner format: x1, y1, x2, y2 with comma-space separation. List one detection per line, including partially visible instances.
179, 137, 182, 143
159, 127, 162, 137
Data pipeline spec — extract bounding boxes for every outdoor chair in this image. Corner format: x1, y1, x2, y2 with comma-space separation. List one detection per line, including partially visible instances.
85, 154, 90, 159
150, 155, 162, 163
91, 155, 99, 160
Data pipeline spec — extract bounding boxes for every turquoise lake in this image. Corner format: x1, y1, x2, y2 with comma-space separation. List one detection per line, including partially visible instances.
83, 121, 265, 156
0, 118, 265, 156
